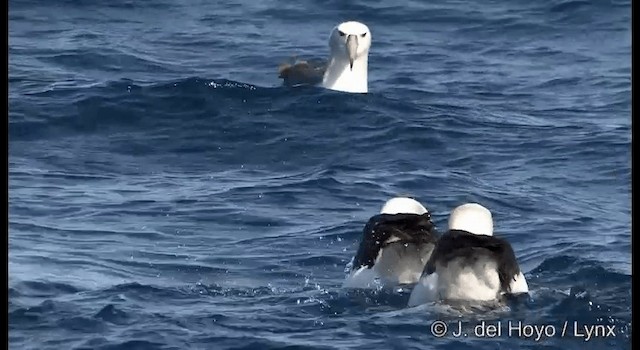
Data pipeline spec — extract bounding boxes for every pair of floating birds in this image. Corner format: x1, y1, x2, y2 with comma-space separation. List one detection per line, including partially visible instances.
344, 197, 529, 307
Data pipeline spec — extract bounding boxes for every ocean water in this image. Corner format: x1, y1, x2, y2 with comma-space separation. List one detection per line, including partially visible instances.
8, 0, 631, 349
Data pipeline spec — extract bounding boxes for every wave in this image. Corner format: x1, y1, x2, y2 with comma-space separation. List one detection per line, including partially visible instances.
8, 249, 631, 348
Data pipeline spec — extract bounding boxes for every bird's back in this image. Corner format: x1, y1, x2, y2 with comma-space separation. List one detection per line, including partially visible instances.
278, 58, 326, 87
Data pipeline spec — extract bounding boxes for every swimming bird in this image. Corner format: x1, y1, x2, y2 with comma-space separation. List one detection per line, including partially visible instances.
343, 197, 439, 288
407, 203, 529, 307
278, 21, 371, 93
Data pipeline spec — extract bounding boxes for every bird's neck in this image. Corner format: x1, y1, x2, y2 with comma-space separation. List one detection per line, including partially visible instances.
322, 55, 368, 94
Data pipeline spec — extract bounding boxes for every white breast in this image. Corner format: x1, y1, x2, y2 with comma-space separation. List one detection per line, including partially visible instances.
321, 57, 368, 93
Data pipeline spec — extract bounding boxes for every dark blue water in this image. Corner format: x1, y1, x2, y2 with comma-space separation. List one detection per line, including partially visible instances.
9, 0, 631, 349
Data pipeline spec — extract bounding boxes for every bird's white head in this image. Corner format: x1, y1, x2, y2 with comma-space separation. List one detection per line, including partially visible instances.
328, 21, 372, 71
322, 21, 371, 93
380, 197, 428, 215
448, 203, 494, 236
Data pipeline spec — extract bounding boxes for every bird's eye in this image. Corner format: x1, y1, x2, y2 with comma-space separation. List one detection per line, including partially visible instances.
361, 33, 367, 38
338, 30, 345, 37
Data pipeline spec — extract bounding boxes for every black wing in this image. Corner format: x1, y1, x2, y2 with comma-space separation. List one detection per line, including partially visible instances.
423, 229, 521, 292
351, 213, 438, 271
278, 58, 327, 87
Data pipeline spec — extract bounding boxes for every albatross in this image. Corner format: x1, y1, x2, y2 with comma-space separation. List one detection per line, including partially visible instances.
343, 197, 439, 288
407, 203, 530, 307
278, 21, 372, 94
